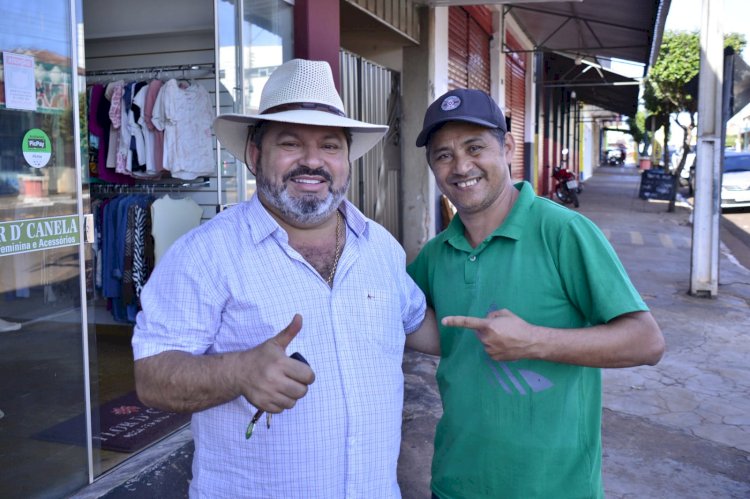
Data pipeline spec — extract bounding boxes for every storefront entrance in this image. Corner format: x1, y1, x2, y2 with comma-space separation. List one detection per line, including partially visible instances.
1, 1, 91, 496
0, 0, 294, 497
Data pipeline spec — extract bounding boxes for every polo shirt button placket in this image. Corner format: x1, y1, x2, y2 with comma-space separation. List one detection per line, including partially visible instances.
465, 254, 478, 284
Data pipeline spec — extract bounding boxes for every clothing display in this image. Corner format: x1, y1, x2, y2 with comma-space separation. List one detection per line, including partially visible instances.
152, 79, 215, 180
93, 192, 201, 323
87, 83, 134, 184
132, 195, 427, 498
94, 194, 155, 323
138, 79, 165, 176
85, 65, 216, 322
87, 77, 214, 181
104, 80, 124, 171
407, 181, 649, 499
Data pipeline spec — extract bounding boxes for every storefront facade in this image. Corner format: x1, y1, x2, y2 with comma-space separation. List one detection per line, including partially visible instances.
1, 1, 661, 496
0, 1, 296, 496
1, 0, 416, 495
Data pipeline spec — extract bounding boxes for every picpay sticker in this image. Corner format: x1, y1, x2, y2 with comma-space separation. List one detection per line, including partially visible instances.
22, 128, 52, 168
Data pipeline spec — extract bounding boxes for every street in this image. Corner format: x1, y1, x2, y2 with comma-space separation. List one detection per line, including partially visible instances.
680, 187, 750, 271
722, 210, 750, 270
724, 210, 750, 233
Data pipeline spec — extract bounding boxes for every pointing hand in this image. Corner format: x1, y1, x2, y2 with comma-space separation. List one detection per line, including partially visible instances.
442, 309, 536, 361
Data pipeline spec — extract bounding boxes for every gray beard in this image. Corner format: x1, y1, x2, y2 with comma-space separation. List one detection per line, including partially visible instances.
255, 162, 350, 225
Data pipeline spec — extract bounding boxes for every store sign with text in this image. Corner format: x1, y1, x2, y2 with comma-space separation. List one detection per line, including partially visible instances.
0, 215, 80, 256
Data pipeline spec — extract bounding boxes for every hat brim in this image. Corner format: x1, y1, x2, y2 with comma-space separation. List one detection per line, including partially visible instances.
415, 116, 504, 147
214, 110, 388, 163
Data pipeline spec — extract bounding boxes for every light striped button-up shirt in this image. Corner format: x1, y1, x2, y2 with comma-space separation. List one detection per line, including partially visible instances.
133, 194, 426, 498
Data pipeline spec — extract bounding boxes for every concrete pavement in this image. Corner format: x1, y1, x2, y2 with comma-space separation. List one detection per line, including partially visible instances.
73, 164, 750, 498
576, 165, 749, 498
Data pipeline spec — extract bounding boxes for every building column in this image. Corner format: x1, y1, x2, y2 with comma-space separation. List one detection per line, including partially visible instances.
294, 0, 341, 89
401, 6, 448, 261
490, 9, 504, 109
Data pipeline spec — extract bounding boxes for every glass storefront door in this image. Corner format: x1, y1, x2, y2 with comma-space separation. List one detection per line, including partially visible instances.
0, 0, 298, 496
216, 0, 294, 207
0, 0, 92, 497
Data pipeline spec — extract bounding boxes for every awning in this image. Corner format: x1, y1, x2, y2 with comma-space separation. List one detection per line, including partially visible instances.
418, 0, 671, 117
543, 52, 640, 116
505, 0, 670, 68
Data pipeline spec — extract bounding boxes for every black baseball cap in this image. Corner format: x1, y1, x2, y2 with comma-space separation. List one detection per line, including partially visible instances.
416, 88, 507, 147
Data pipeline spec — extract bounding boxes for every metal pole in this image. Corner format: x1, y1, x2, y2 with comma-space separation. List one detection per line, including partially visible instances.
67, 0, 95, 483
690, 0, 723, 297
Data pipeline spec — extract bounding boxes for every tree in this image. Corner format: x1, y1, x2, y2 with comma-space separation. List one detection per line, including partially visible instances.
643, 30, 746, 211
627, 110, 648, 158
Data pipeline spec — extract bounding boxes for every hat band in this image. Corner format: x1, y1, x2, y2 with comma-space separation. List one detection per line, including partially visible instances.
262, 102, 347, 118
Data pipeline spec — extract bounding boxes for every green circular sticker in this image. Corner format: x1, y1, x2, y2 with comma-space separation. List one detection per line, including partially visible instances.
22, 128, 52, 168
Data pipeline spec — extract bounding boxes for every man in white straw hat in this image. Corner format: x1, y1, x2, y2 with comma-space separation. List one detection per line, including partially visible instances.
132, 59, 438, 498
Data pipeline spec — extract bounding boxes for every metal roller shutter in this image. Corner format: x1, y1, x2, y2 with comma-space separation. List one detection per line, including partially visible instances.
505, 33, 526, 181
448, 7, 490, 93
448, 7, 469, 89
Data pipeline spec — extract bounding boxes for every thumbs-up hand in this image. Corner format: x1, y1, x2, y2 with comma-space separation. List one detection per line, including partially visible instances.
233, 314, 315, 413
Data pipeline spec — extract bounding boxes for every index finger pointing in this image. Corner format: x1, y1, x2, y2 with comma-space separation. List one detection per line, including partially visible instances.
441, 315, 489, 331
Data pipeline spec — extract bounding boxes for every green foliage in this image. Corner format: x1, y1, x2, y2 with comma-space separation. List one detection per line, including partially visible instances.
644, 31, 700, 115
644, 30, 747, 116
725, 32, 747, 55
626, 111, 648, 156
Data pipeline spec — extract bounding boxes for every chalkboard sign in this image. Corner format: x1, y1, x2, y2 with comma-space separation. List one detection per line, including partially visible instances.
638, 170, 676, 200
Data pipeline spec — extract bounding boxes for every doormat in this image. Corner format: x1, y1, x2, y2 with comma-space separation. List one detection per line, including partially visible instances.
33, 391, 191, 453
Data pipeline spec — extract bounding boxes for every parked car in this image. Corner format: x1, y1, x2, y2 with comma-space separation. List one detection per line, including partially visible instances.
721, 151, 750, 209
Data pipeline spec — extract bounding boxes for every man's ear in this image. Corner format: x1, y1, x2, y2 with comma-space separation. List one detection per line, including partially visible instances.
247, 140, 259, 176
504, 132, 516, 163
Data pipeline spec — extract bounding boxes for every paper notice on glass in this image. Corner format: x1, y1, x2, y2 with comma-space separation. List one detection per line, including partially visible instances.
3, 52, 37, 111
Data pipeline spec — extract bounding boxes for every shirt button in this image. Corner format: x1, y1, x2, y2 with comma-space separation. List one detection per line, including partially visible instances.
469, 255, 477, 262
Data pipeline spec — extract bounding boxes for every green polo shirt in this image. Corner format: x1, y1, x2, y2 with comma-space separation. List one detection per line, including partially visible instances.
408, 182, 647, 499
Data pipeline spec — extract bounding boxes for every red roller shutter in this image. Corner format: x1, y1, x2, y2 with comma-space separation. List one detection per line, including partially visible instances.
448, 7, 490, 93
505, 32, 526, 181
448, 8, 468, 89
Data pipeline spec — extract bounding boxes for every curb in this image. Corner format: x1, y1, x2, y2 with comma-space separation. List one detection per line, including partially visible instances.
721, 215, 750, 249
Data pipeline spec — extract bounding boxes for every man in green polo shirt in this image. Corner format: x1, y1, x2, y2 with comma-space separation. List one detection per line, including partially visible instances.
407, 88, 665, 499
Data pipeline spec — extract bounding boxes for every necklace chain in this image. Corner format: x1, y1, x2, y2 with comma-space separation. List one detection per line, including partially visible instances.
327, 211, 342, 287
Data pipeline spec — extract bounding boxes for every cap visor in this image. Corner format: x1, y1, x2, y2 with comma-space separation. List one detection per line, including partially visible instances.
416, 116, 504, 147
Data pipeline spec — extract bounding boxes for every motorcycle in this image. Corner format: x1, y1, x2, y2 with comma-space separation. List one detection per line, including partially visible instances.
552, 165, 581, 208
606, 148, 625, 166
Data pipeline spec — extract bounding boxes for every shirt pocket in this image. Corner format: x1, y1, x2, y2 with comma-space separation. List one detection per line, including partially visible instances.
361, 288, 405, 356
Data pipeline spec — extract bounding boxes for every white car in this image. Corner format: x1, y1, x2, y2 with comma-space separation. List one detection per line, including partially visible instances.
721, 151, 750, 209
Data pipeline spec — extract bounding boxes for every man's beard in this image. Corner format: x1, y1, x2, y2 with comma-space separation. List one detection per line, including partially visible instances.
255, 161, 350, 225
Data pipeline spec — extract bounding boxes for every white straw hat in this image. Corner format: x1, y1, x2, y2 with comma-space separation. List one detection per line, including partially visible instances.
214, 59, 388, 162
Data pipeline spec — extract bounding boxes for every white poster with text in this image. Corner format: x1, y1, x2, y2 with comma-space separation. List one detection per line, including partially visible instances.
3, 52, 37, 111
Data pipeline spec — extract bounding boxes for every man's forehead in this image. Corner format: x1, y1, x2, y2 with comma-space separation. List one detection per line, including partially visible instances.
431, 122, 493, 144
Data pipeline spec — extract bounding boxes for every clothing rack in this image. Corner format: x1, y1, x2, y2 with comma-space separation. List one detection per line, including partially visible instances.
86, 63, 215, 79
90, 178, 211, 197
